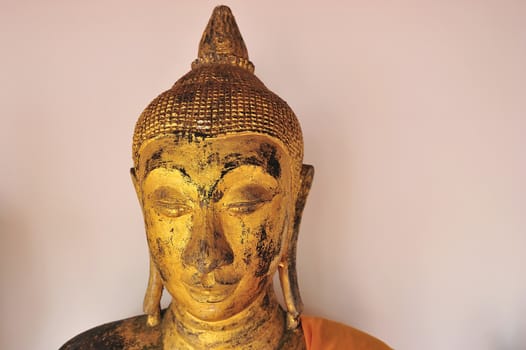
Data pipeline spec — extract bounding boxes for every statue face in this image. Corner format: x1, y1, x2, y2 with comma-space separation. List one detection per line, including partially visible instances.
134, 134, 295, 321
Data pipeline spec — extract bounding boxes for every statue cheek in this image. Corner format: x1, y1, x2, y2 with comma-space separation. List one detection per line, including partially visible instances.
217, 209, 284, 276
145, 213, 190, 270
254, 223, 282, 277
243, 243, 253, 266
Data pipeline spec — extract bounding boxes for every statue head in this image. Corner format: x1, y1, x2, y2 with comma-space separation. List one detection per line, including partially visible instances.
130, 5, 313, 330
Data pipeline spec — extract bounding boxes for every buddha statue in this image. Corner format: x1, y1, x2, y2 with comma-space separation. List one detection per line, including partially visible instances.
61, 5, 391, 350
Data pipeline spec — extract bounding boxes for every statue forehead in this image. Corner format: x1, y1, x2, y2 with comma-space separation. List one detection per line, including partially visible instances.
137, 133, 292, 182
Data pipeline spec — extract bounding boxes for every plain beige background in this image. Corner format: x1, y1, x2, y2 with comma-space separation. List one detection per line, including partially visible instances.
1, 1, 525, 349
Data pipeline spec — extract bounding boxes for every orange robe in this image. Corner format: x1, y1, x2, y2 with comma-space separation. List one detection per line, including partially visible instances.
301, 316, 392, 350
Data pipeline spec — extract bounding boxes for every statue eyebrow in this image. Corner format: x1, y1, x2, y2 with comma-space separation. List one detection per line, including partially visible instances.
220, 155, 272, 178
207, 153, 277, 200
211, 163, 278, 202
174, 166, 191, 180
144, 159, 191, 181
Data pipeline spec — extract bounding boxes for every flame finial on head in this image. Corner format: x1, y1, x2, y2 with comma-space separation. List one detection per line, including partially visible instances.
191, 5, 255, 72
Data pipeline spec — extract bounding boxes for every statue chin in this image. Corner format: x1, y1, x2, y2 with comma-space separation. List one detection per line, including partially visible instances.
60, 5, 391, 350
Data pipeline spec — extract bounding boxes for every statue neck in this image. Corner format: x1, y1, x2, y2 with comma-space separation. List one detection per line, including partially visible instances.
161, 283, 288, 349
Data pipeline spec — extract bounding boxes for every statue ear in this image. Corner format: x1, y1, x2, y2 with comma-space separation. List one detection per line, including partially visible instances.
295, 164, 314, 227
130, 167, 164, 326
130, 168, 141, 204
143, 254, 163, 327
279, 164, 314, 330
130, 168, 139, 193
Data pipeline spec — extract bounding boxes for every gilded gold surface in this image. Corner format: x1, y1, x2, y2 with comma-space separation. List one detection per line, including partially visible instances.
61, 5, 312, 349
131, 134, 309, 349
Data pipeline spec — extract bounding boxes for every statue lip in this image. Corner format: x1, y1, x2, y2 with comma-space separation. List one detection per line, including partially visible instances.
183, 280, 239, 303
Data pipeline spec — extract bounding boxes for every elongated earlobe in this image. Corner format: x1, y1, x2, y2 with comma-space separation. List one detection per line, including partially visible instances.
131, 168, 164, 326
143, 254, 163, 327
279, 164, 314, 330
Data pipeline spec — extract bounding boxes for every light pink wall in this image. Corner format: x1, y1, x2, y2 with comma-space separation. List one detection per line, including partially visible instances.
1, 1, 525, 349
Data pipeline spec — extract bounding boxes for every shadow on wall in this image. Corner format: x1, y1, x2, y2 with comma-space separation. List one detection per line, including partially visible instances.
0, 202, 46, 350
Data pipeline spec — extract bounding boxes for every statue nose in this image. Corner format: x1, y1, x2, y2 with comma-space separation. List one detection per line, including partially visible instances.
182, 210, 234, 274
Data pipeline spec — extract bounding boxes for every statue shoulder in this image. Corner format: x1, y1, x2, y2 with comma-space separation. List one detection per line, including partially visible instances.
60, 314, 161, 350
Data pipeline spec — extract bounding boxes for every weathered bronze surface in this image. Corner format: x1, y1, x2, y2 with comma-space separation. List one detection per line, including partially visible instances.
61, 5, 312, 350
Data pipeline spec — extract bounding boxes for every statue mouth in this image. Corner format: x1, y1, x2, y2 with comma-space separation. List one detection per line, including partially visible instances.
183, 281, 239, 303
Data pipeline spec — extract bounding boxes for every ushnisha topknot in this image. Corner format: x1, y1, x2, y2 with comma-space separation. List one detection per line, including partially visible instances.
132, 5, 303, 169
192, 5, 254, 73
